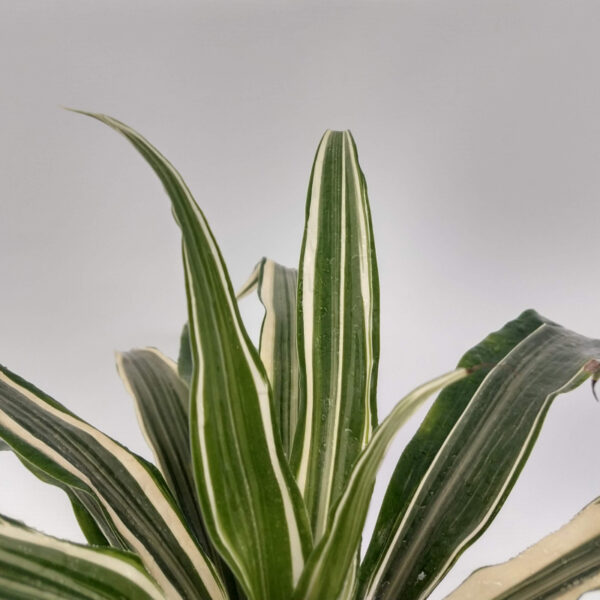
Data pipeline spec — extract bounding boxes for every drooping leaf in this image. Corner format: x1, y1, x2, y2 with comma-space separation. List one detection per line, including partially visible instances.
292, 130, 380, 541
293, 368, 469, 599
117, 347, 243, 599
0, 364, 227, 600
445, 497, 600, 600
238, 257, 300, 459
359, 311, 600, 600
77, 111, 313, 600
0, 514, 164, 600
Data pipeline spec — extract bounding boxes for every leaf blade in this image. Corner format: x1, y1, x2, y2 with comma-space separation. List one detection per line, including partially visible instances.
0, 364, 227, 600
238, 257, 300, 459
0, 515, 164, 600
445, 498, 600, 600
359, 311, 600, 600
294, 130, 380, 540
77, 111, 313, 600
293, 368, 469, 600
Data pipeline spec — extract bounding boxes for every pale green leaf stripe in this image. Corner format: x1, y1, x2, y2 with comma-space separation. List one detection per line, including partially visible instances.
77, 111, 312, 600
293, 369, 469, 600
359, 315, 600, 600
0, 365, 227, 600
117, 348, 243, 600
0, 515, 164, 600
294, 130, 380, 540
238, 258, 300, 459
445, 498, 600, 600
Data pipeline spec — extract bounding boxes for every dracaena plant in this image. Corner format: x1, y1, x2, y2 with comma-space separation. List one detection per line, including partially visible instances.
1, 113, 600, 600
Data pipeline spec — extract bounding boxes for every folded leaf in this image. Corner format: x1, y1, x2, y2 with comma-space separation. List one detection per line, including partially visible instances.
178, 323, 193, 385
238, 258, 300, 459
117, 347, 243, 599
445, 497, 600, 600
293, 368, 469, 599
293, 130, 380, 541
78, 111, 313, 600
0, 514, 164, 599
0, 364, 227, 600
359, 311, 600, 600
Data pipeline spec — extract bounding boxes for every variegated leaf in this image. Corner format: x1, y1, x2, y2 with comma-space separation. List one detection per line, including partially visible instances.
0, 364, 227, 600
293, 369, 469, 599
445, 497, 600, 600
78, 111, 313, 600
0, 514, 164, 600
293, 130, 380, 541
359, 311, 600, 600
117, 347, 243, 599
238, 257, 300, 459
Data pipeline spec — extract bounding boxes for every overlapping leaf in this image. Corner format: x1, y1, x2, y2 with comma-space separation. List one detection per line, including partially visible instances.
445, 497, 600, 600
0, 515, 164, 600
0, 364, 226, 600
293, 130, 380, 541
238, 257, 300, 459
293, 369, 469, 599
359, 311, 600, 600
79, 112, 313, 600
117, 347, 243, 599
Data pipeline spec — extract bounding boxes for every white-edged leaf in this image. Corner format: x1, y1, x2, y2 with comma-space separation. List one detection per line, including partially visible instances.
293, 130, 380, 541
0, 364, 227, 600
0, 514, 164, 600
359, 312, 600, 600
238, 257, 300, 459
293, 369, 469, 599
117, 347, 243, 599
77, 111, 313, 600
445, 497, 600, 600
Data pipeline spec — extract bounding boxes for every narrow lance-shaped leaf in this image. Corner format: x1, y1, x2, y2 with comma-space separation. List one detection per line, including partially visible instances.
293, 368, 469, 600
0, 364, 227, 600
293, 130, 380, 540
0, 515, 164, 600
359, 311, 600, 600
238, 257, 300, 459
117, 347, 243, 599
445, 497, 600, 600
78, 111, 313, 600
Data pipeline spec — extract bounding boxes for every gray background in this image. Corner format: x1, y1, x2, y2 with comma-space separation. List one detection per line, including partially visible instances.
1, 1, 600, 597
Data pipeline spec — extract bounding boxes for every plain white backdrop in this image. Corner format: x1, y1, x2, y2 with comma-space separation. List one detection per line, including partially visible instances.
2, 1, 600, 597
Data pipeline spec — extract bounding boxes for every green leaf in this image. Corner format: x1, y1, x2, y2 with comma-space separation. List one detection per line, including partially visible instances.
293, 368, 469, 600
117, 347, 243, 599
0, 364, 227, 600
77, 111, 313, 600
445, 497, 600, 600
178, 323, 193, 385
292, 130, 380, 541
0, 514, 164, 599
358, 310, 600, 600
238, 257, 300, 459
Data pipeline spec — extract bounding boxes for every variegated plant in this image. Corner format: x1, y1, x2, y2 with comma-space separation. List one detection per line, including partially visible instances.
1, 113, 600, 600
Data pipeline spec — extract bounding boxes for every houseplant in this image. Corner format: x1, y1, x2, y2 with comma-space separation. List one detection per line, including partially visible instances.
0, 112, 599, 599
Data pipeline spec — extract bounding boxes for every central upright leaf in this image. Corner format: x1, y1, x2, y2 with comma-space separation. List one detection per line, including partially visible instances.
293, 130, 380, 540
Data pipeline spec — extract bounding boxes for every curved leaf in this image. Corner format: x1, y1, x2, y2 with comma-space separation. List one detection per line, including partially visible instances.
238, 257, 300, 459
359, 311, 600, 600
445, 498, 600, 600
117, 347, 243, 599
77, 111, 313, 600
0, 364, 227, 600
293, 369, 469, 599
0, 514, 164, 600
